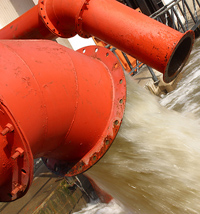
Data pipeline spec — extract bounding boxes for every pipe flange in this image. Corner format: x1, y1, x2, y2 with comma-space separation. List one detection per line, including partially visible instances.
39, 0, 91, 38
75, 0, 91, 38
38, 0, 63, 37
42, 46, 126, 177
0, 102, 33, 202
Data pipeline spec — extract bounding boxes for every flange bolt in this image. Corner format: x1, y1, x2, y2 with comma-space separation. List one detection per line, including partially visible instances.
11, 147, 24, 160
1, 123, 14, 136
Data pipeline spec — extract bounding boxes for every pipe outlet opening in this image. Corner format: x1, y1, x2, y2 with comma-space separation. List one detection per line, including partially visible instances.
164, 31, 194, 83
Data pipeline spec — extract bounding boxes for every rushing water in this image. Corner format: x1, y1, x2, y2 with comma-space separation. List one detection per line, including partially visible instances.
74, 39, 200, 214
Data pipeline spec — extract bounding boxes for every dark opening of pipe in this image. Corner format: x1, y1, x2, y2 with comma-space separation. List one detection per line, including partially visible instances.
165, 33, 194, 83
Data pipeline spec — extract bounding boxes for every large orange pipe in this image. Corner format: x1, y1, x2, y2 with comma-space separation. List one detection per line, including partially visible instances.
0, 40, 126, 201
0, 0, 194, 83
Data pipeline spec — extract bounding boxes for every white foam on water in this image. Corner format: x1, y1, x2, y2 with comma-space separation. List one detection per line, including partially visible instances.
73, 199, 127, 214
160, 39, 200, 118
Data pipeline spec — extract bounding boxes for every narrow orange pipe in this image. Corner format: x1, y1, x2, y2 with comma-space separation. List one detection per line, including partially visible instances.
0, 40, 126, 201
0, 0, 194, 83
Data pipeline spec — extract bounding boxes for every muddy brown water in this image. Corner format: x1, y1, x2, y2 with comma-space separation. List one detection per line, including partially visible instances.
75, 39, 200, 214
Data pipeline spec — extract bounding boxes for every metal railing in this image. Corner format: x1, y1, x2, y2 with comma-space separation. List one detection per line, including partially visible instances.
105, 45, 144, 76
150, 0, 200, 32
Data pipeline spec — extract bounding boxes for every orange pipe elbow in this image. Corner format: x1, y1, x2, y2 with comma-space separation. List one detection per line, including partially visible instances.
0, 0, 194, 82
0, 40, 126, 201
38, 0, 195, 82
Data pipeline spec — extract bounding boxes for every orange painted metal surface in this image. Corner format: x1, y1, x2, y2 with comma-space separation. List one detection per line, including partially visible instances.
0, 6, 56, 40
38, 0, 195, 82
0, 0, 194, 82
93, 37, 144, 74
0, 40, 126, 201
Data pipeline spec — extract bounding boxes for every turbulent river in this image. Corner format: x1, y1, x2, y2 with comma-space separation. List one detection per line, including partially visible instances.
74, 38, 200, 214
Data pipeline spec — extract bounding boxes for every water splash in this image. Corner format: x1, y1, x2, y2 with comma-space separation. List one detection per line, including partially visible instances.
160, 38, 200, 118
73, 199, 126, 214
84, 74, 200, 214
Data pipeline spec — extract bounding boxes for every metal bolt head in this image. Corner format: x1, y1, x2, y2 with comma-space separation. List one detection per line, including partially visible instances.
11, 184, 23, 196
1, 123, 14, 136
11, 147, 24, 160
